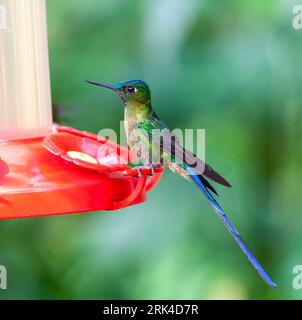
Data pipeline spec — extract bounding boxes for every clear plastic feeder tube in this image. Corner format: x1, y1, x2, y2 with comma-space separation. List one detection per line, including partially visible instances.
0, 0, 52, 141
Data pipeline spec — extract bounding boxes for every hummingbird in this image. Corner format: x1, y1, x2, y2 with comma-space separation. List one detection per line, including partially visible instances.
86, 79, 277, 288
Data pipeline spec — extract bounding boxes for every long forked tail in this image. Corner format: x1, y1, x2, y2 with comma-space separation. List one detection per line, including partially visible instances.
186, 166, 277, 288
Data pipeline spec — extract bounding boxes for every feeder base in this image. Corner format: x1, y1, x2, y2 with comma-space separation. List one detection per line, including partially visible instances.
0, 135, 146, 219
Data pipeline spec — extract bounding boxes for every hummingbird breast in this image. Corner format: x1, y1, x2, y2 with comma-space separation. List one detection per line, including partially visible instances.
124, 113, 150, 163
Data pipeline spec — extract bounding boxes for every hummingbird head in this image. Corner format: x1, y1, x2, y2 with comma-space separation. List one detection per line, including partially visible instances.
86, 80, 151, 106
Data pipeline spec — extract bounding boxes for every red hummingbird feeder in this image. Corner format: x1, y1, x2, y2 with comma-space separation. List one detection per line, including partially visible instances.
0, 0, 162, 219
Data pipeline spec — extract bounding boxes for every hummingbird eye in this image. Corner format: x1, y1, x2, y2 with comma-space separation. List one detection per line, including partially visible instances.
126, 86, 136, 94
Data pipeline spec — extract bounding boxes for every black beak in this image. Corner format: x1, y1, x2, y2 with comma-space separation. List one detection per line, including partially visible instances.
85, 80, 117, 92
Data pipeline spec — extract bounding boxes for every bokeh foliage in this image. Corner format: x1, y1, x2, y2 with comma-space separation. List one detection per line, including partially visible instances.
0, 0, 302, 299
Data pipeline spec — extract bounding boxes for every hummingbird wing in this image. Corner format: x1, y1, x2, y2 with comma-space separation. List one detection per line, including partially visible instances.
138, 116, 231, 187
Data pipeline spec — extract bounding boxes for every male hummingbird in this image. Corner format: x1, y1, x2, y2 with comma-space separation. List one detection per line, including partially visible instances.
86, 79, 276, 288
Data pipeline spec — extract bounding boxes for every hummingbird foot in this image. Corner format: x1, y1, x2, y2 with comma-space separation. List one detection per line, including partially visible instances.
133, 164, 161, 178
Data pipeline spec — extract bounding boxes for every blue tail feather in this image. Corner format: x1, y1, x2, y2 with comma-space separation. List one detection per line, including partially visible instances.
186, 166, 276, 288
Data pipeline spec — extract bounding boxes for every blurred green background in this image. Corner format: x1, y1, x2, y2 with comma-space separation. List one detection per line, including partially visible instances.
1, 0, 302, 299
